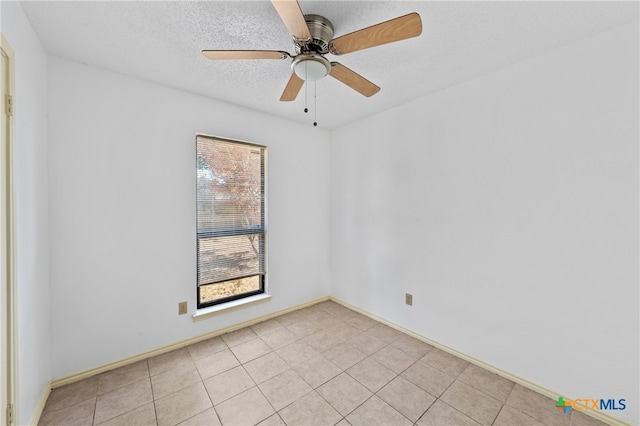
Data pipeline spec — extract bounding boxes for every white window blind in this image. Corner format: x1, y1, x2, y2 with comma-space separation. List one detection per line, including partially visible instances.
196, 135, 265, 307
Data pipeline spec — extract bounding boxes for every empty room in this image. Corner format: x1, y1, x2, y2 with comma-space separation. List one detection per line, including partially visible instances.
1, 1, 638, 425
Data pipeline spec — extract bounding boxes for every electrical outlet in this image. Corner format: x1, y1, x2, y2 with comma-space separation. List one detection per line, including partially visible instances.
405, 293, 413, 306
178, 301, 188, 315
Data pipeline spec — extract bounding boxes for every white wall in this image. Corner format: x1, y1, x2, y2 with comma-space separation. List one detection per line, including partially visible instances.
1, 2, 51, 424
330, 21, 638, 425
7, 3, 638, 423
47, 57, 331, 378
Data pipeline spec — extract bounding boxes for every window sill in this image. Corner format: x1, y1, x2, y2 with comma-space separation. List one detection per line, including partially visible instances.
192, 293, 272, 322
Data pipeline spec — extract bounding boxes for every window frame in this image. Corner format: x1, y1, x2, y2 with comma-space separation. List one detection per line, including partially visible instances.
196, 134, 267, 309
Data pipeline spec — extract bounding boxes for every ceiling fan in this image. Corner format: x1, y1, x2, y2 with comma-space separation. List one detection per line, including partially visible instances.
202, 0, 422, 102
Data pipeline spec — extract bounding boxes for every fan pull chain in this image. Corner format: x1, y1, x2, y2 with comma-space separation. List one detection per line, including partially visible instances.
303, 62, 308, 113
313, 81, 318, 127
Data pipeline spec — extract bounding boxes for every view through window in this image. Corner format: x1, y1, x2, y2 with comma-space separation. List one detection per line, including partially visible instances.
196, 135, 266, 308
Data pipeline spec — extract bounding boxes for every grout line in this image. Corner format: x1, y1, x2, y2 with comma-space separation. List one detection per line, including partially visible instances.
331, 296, 634, 426
39, 300, 624, 426
50, 296, 331, 389
491, 405, 507, 426
436, 399, 481, 425
151, 399, 159, 426
190, 350, 212, 424
91, 394, 98, 426
93, 377, 154, 425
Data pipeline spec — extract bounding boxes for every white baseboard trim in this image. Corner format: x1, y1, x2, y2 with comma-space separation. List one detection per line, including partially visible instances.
329, 296, 631, 426
50, 295, 330, 389
29, 379, 51, 426
42, 295, 629, 426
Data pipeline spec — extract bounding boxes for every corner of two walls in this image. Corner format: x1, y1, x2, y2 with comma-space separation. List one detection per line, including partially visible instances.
329, 21, 639, 425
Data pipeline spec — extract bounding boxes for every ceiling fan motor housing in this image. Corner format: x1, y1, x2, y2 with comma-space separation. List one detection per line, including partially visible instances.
296, 14, 334, 54
291, 14, 335, 81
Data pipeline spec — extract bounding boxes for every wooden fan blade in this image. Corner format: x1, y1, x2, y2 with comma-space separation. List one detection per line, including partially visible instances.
271, 0, 311, 40
202, 50, 290, 60
329, 62, 380, 97
280, 72, 304, 101
329, 12, 422, 55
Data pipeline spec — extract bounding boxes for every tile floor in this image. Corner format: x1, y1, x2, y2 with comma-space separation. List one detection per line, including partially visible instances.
39, 301, 608, 426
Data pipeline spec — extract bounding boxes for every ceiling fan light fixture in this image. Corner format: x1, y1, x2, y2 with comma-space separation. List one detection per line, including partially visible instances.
292, 54, 331, 81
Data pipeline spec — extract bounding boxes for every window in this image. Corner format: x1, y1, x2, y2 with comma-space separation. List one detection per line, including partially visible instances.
196, 135, 266, 309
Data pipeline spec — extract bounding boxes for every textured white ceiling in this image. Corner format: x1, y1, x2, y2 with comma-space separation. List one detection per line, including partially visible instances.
20, 1, 639, 129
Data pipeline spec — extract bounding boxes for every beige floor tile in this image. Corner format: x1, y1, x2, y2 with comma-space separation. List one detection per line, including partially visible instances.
493, 405, 546, 426
346, 395, 412, 426
377, 376, 436, 422
154, 382, 212, 426
391, 336, 434, 359
367, 323, 405, 344
286, 320, 323, 338
97, 361, 150, 395
94, 378, 153, 424
313, 315, 345, 329
329, 323, 361, 342
243, 352, 290, 384
420, 348, 469, 377
260, 327, 298, 350
187, 336, 227, 360
230, 337, 272, 363
203, 365, 255, 405
298, 304, 327, 319
38, 397, 96, 426
570, 410, 611, 426
251, 318, 286, 337
292, 354, 342, 388
346, 332, 387, 355
194, 348, 240, 380
151, 363, 201, 400
416, 400, 481, 426
345, 315, 379, 331
441, 380, 503, 425
458, 364, 515, 402
315, 300, 353, 317
257, 413, 286, 426
43, 376, 98, 412
221, 327, 259, 347
316, 373, 372, 417
276, 341, 321, 367
41, 301, 593, 426
275, 310, 308, 327
346, 357, 396, 392
258, 369, 313, 411
97, 401, 157, 426
215, 386, 275, 425
370, 345, 417, 374
177, 407, 221, 425
323, 343, 367, 370
279, 391, 342, 426
148, 348, 194, 377
321, 302, 356, 319
505, 385, 571, 426
303, 328, 345, 352
401, 360, 455, 397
